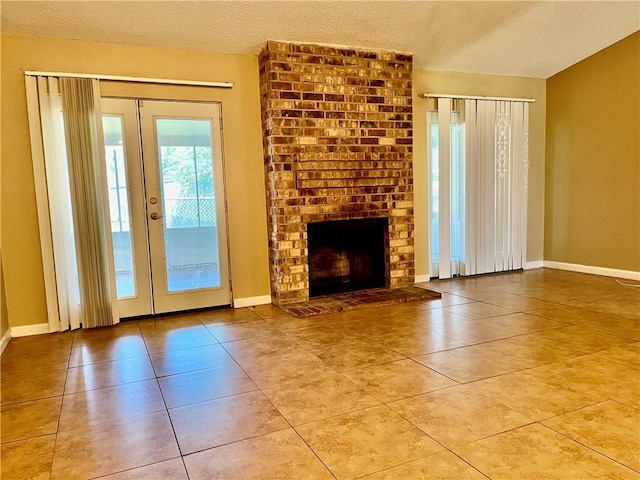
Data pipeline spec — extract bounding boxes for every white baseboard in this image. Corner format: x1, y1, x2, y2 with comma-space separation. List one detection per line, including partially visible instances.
543, 261, 640, 281
414, 274, 431, 283
233, 295, 272, 308
0, 328, 11, 355
525, 260, 544, 270
10, 323, 51, 338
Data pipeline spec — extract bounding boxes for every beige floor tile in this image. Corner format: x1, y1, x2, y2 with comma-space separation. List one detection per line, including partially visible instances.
138, 313, 202, 333
489, 282, 537, 296
59, 379, 166, 432
417, 293, 475, 309
380, 329, 465, 356
443, 302, 517, 319
247, 303, 289, 319
413, 336, 580, 383
389, 384, 533, 447
475, 312, 565, 335
1, 368, 67, 405
417, 311, 523, 345
528, 305, 609, 324
542, 400, 640, 471
439, 287, 506, 302
2, 270, 638, 480
283, 326, 353, 349
158, 364, 258, 408
537, 355, 640, 401
261, 313, 337, 332
336, 317, 410, 338
141, 325, 218, 354
72, 321, 142, 347
517, 325, 635, 354
239, 350, 332, 387
454, 423, 639, 480
169, 390, 290, 455
593, 342, 640, 368
94, 458, 188, 479
361, 450, 487, 479
184, 428, 334, 480
69, 336, 149, 367
3, 332, 72, 356
1, 348, 70, 377
483, 294, 559, 311
206, 319, 280, 342
221, 335, 305, 364
611, 388, 640, 410
296, 405, 443, 480
0, 434, 56, 480
580, 299, 640, 320
582, 317, 640, 341
197, 307, 262, 326
471, 370, 604, 421
367, 302, 432, 318
505, 331, 586, 354
342, 359, 457, 402
150, 343, 235, 377
313, 340, 406, 372
1, 396, 62, 443
527, 290, 587, 306
50, 411, 180, 480
65, 355, 156, 394
261, 369, 380, 425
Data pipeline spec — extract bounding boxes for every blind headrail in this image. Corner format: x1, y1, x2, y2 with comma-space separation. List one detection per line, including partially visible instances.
24, 71, 233, 89
421, 93, 534, 103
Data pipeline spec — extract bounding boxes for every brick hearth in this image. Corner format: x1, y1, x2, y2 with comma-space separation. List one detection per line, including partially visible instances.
259, 41, 415, 305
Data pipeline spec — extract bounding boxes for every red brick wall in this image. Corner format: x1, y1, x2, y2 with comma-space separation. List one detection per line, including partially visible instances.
259, 41, 414, 304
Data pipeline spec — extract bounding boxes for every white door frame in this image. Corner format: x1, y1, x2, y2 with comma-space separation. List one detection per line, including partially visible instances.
101, 97, 231, 317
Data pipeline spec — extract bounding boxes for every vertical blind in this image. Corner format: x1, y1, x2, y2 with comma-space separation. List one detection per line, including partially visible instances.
429, 98, 529, 279
25, 76, 118, 330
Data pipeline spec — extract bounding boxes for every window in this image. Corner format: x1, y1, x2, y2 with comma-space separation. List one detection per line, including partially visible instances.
429, 98, 529, 279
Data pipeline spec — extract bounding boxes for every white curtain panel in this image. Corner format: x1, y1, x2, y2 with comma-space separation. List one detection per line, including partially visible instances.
437, 98, 453, 279
433, 98, 529, 278
25, 76, 118, 330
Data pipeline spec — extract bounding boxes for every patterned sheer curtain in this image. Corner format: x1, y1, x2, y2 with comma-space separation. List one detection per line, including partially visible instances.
25, 76, 118, 329
429, 98, 529, 279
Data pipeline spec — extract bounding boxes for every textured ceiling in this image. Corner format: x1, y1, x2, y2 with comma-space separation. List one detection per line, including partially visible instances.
2, 1, 639, 78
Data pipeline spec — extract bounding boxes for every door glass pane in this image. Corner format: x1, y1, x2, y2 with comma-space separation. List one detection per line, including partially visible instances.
103, 115, 135, 298
156, 118, 220, 292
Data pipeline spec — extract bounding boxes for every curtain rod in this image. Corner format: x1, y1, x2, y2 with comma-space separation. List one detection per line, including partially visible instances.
421, 93, 535, 103
24, 71, 233, 89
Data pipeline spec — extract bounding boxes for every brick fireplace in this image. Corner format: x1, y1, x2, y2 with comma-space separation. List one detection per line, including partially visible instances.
259, 41, 414, 305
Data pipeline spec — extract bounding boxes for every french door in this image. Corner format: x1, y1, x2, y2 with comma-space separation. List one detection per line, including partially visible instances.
101, 98, 231, 317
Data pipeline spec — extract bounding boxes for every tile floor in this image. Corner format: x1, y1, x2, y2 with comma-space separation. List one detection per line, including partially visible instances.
1, 268, 639, 479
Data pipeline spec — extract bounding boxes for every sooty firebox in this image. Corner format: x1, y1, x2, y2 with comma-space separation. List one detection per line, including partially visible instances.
307, 217, 388, 297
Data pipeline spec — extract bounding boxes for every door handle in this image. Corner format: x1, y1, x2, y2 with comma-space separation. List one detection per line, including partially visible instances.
150, 212, 162, 220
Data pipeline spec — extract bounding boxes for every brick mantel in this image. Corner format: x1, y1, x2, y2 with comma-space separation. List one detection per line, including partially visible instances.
259, 41, 415, 304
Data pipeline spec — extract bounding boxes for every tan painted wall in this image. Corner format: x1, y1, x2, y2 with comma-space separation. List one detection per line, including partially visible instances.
412, 70, 546, 277
1, 256, 8, 341
1, 35, 270, 328
545, 32, 640, 271
0, 35, 8, 342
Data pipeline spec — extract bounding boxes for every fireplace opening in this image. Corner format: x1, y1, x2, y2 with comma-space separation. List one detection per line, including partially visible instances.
307, 218, 388, 297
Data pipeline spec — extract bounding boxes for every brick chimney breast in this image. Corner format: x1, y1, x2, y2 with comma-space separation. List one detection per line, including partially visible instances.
259, 41, 414, 305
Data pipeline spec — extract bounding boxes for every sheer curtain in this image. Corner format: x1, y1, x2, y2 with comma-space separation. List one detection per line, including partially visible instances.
429, 98, 529, 279
25, 76, 118, 330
